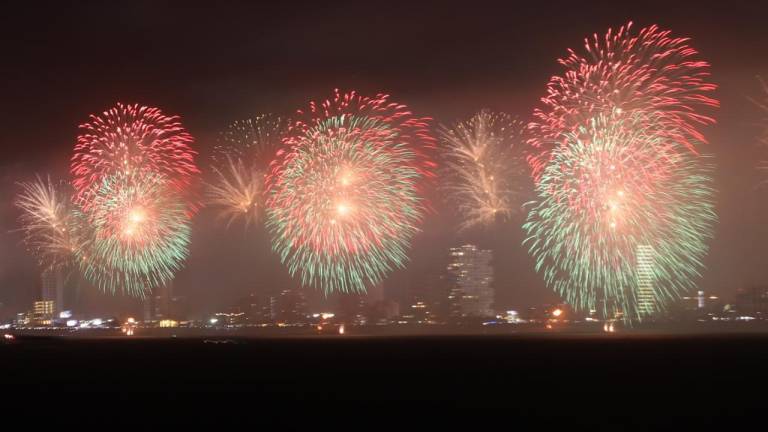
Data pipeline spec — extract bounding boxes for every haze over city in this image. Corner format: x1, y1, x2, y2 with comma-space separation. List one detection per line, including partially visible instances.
1, 1, 768, 324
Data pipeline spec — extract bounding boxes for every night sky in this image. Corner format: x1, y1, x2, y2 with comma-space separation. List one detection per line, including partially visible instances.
1, 0, 767, 319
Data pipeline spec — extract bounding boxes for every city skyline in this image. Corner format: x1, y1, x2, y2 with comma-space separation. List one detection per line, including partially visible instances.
1, 1, 768, 322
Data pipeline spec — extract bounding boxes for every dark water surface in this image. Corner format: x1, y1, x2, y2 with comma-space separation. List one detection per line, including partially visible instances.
1, 333, 765, 416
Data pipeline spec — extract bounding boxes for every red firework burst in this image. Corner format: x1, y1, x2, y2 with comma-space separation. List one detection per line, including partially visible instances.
71, 103, 199, 208
271, 89, 437, 186
264, 90, 436, 293
528, 22, 719, 180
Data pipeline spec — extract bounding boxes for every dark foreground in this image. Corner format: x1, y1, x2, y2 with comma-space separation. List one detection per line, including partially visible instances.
1, 333, 766, 417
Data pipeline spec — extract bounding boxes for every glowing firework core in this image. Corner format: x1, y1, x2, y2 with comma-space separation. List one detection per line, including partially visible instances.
267, 93, 434, 294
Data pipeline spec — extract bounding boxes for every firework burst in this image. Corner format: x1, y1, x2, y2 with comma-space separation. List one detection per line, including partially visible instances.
206, 115, 287, 228
528, 22, 718, 179
439, 110, 527, 230
266, 112, 429, 294
77, 171, 192, 297
207, 157, 264, 228
523, 111, 716, 320
15, 176, 85, 270
71, 103, 199, 208
66, 103, 199, 297
213, 115, 287, 166
282, 89, 437, 182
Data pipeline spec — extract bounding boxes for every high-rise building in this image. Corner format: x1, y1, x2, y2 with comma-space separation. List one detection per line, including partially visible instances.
636, 245, 656, 317
271, 288, 308, 324
41, 267, 65, 315
143, 280, 187, 322
446, 244, 495, 318
405, 269, 441, 322
337, 293, 366, 325
235, 293, 273, 324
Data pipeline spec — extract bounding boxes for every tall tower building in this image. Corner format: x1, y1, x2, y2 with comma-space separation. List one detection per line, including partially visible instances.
635, 245, 656, 317
41, 267, 65, 315
271, 287, 308, 324
446, 244, 495, 318
143, 280, 186, 322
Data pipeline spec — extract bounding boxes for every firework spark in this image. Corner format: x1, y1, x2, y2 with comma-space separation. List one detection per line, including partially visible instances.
282, 89, 437, 182
77, 171, 192, 297
266, 112, 429, 294
15, 176, 85, 270
528, 22, 718, 179
439, 110, 527, 230
71, 103, 199, 208
213, 115, 287, 166
206, 115, 287, 228
523, 111, 716, 320
207, 156, 264, 228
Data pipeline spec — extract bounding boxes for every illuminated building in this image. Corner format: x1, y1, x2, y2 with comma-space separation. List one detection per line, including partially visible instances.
400, 300, 433, 324
213, 312, 246, 327
503, 310, 520, 323
445, 285, 463, 319
32, 300, 55, 326
635, 245, 656, 317
15, 313, 30, 327
158, 319, 179, 328
446, 244, 495, 318
677, 290, 722, 320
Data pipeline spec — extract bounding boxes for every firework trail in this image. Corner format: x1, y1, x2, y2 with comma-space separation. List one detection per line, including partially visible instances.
207, 157, 264, 229
77, 171, 192, 297
15, 176, 85, 270
267, 94, 434, 294
71, 103, 199, 208
523, 111, 716, 320
439, 110, 527, 230
206, 115, 287, 228
528, 22, 718, 179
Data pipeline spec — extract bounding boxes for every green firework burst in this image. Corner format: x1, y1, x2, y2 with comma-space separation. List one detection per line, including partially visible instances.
523, 111, 717, 321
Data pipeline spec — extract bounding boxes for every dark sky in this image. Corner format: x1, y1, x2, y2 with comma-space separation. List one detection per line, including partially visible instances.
1, 0, 767, 319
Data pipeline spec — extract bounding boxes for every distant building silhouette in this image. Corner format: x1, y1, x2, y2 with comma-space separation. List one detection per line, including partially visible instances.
734, 286, 768, 318
233, 292, 273, 324
337, 293, 366, 325
41, 267, 65, 316
270, 287, 308, 324
143, 280, 187, 323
